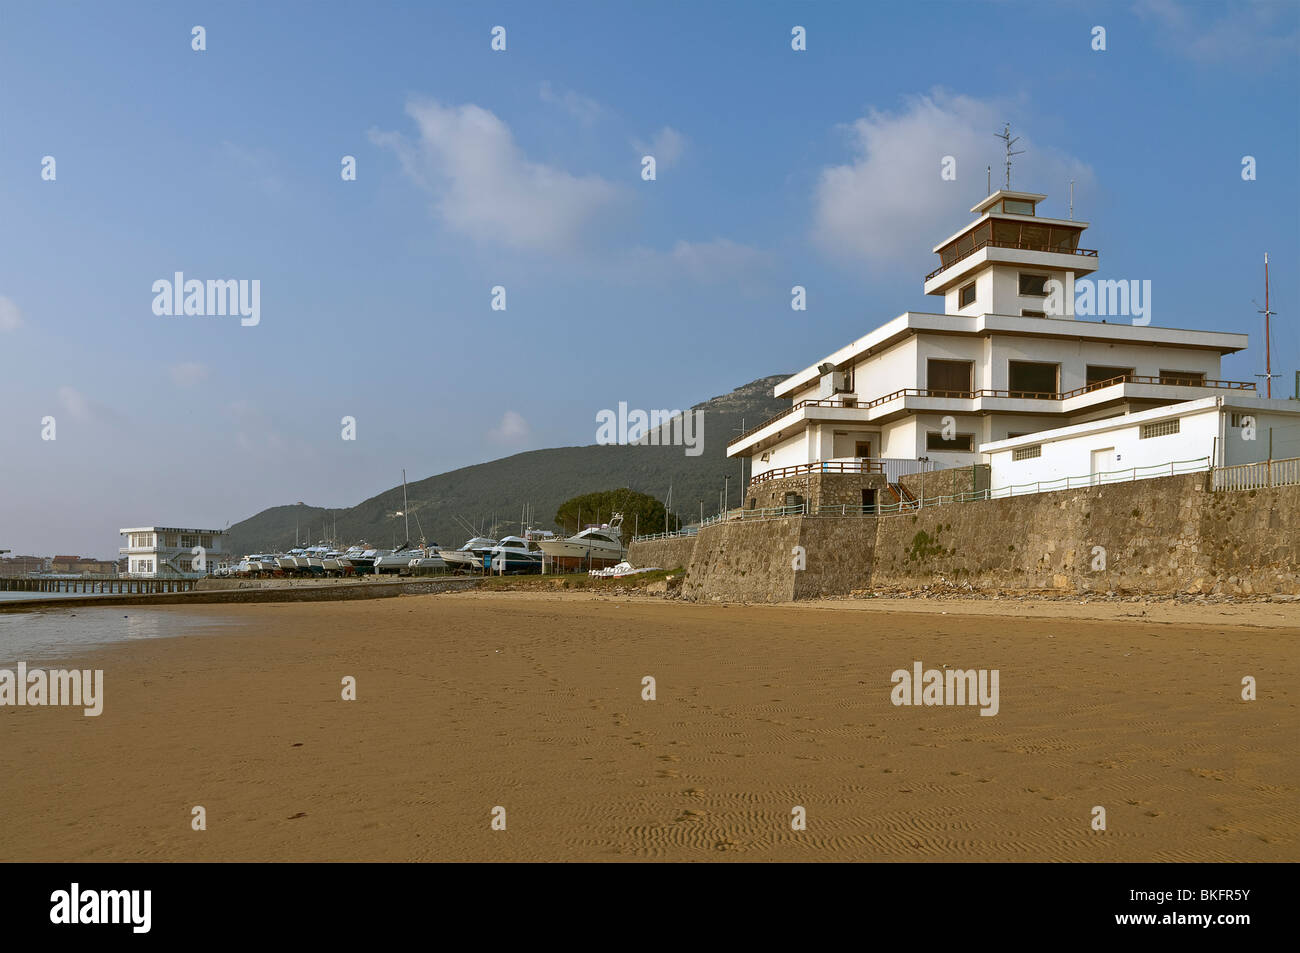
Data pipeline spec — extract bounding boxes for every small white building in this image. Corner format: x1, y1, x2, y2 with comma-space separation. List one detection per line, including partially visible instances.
982, 395, 1300, 494
728, 188, 1298, 490
119, 526, 229, 578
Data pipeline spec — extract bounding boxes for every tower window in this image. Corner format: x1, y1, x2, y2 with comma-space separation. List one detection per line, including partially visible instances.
1018, 273, 1049, 296
959, 283, 976, 308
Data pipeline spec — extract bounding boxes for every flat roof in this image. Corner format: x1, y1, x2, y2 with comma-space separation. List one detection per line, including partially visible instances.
774, 313, 1250, 398
972, 190, 1047, 214
120, 526, 226, 534
979, 394, 1300, 453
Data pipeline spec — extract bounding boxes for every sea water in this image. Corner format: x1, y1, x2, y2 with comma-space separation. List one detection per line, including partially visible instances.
0, 606, 243, 663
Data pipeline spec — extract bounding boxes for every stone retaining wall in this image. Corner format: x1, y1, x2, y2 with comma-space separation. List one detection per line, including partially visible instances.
677, 473, 1300, 602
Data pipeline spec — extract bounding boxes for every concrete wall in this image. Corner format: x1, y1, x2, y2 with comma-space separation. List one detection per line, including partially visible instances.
677, 473, 1300, 602
626, 535, 697, 571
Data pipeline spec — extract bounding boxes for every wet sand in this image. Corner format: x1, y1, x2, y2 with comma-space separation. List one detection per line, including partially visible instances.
1, 591, 1295, 861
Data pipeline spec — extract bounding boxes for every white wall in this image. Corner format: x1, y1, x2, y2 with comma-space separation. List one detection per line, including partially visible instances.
849, 337, 918, 401
988, 407, 1220, 490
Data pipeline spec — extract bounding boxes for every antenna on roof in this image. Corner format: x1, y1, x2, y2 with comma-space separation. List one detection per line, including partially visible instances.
995, 124, 1024, 190
1253, 252, 1278, 399
986, 165, 991, 196
1069, 179, 1075, 220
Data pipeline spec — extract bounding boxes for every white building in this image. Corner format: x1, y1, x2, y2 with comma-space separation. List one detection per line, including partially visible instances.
728, 188, 1298, 490
119, 526, 229, 578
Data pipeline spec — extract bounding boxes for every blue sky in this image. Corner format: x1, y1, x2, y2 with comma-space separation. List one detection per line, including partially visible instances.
1, 0, 1297, 556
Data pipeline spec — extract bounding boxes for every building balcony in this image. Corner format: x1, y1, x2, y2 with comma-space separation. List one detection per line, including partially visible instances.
728, 376, 1256, 455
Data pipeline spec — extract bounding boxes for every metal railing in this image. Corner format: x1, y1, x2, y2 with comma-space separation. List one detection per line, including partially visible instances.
632, 528, 699, 542
926, 238, 1098, 281
1212, 456, 1300, 492
727, 377, 1256, 449
806, 457, 1211, 515
631, 455, 1296, 542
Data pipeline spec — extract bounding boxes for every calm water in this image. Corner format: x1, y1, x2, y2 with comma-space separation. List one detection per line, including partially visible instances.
0, 591, 109, 602
0, 606, 244, 663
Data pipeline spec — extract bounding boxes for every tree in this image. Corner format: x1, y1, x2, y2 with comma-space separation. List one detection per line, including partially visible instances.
554, 488, 680, 536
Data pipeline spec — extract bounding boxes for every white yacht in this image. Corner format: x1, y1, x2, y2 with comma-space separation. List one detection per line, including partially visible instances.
481, 535, 544, 574
408, 547, 447, 572
438, 536, 498, 570
536, 513, 626, 563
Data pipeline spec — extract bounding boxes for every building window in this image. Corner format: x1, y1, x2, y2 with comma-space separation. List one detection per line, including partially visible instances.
1012, 445, 1042, 461
1008, 360, 1060, 398
1159, 370, 1206, 387
1140, 419, 1181, 439
1229, 413, 1253, 428
1086, 365, 1134, 388
1021, 309, 1046, 318
1003, 198, 1036, 215
926, 432, 975, 452
927, 359, 974, 395
1018, 273, 1049, 297
959, 282, 976, 308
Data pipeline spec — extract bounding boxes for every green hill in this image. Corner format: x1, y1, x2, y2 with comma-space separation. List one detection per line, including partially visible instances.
225, 375, 789, 553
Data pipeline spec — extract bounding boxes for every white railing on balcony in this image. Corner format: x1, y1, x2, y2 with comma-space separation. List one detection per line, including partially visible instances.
1212, 456, 1300, 492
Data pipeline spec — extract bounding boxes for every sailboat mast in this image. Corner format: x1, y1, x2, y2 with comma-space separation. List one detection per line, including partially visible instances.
402, 469, 410, 541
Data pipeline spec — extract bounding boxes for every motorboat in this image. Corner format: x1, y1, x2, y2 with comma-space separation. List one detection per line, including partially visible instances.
535, 513, 626, 564
481, 535, 543, 574
438, 536, 498, 570
408, 547, 447, 572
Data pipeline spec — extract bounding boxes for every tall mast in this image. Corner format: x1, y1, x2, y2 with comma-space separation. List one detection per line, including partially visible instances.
402, 469, 410, 541
995, 124, 1024, 190
1256, 253, 1277, 399
1265, 253, 1272, 399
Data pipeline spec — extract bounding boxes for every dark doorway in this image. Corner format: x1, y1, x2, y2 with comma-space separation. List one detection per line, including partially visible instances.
862, 488, 877, 514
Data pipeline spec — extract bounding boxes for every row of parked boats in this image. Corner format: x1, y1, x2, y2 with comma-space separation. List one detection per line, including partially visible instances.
215, 514, 627, 578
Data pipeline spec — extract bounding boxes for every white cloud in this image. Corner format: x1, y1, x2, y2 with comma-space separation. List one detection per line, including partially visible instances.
0, 295, 21, 331
539, 81, 606, 124
168, 362, 209, 388
811, 91, 1094, 269
634, 126, 687, 167
1135, 0, 1299, 64
488, 410, 530, 445
370, 98, 623, 252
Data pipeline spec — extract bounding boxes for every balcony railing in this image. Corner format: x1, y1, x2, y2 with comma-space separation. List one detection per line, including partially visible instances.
727, 376, 1256, 449
926, 238, 1098, 281
748, 459, 885, 485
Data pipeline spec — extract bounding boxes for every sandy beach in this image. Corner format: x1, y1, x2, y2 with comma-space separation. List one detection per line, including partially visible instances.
1, 591, 1296, 862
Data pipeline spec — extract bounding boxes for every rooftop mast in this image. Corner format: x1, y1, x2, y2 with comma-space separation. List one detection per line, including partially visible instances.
995, 124, 1025, 190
